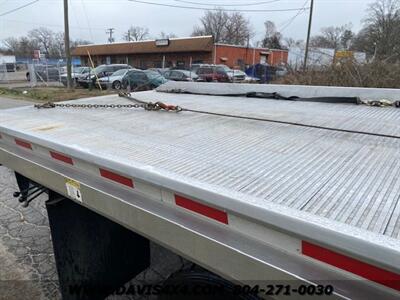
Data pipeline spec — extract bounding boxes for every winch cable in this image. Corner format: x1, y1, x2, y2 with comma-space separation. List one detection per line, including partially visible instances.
34, 92, 400, 140
118, 92, 400, 140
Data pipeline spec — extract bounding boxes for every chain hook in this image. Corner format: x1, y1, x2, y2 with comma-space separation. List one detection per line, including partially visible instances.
34, 102, 56, 109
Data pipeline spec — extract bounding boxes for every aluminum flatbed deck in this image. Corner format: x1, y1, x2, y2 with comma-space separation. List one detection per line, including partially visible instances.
1, 82, 399, 299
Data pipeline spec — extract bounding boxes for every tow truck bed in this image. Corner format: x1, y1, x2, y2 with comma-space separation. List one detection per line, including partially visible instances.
0, 82, 399, 299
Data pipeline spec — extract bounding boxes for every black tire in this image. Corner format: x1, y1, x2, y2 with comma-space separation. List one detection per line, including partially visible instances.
26, 72, 30, 81
158, 269, 261, 300
112, 81, 121, 90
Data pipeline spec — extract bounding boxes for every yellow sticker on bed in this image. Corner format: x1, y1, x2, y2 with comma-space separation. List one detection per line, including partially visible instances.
66, 179, 82, 202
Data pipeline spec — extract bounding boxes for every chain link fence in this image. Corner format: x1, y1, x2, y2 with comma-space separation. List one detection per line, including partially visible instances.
0, 58, 83, 87
0, 64, 9, 84
27, 59, 66, 87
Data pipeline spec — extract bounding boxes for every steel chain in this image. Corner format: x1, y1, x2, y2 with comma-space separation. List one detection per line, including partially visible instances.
34, 102, 178, 111
52, 103, 143, 109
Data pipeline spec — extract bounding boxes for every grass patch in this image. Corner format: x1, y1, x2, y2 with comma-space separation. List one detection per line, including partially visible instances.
0, 87, 115, 102
274, 61, 400, 89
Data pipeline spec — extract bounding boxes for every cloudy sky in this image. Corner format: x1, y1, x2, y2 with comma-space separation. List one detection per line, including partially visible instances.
0, 0, 377, 45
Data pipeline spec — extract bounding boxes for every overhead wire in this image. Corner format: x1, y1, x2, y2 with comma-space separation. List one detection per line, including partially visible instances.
279, 0, 309, 32
0, 0, 39, 17
174, 0, 280, 7
69, 0, 82, 32
3, 18, 105, 31
81, 0, 94, 41
128, 0, 310, 12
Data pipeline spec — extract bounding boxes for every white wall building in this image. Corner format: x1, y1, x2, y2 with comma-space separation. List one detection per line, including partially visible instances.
288, 47, 367, 69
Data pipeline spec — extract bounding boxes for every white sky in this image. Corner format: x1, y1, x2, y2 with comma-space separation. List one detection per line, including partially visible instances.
0, 0, 377, 45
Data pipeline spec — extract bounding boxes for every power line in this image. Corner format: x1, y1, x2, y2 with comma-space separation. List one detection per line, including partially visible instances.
0, 0, 39, 17
80, 0, 94, 41
106, 28, 115, 43
174, 0, 280, 7
279, 0, 309, 32
2, 18, 105, 31
128, 0, 310, 12
69, 0, 82, 31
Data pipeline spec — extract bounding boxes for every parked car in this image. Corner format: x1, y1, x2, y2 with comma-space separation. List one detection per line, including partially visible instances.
97, 69, 132, 90
60, 67, 91, 87
148, 68, 169, 75
226, 69, 247, 82
163, 70, 198, 82
26, 65, 61, 82
190, 63, 209, 74
121, 70, 168, 91
77, 64, 132, 88
196, 65, 230, 82
5, 63, 16, 72
244, 64, 287, 83
275, 66, 288, 77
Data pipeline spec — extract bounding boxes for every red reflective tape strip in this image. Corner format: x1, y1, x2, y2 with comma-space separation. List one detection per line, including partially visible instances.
15, 139, 32, 149
50, 151, 73, 165
99, 168, 134, 188
174, 195, 228, 224
302, 241, 400, 291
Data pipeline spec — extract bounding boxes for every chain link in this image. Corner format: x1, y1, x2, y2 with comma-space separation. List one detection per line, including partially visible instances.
55, 103, 143, 109
34, 101, 182, 112
34, 92, 183, 112
35, 102, 144, 109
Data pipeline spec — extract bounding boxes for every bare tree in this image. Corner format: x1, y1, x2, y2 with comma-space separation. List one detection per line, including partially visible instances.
360, 0, 400, 60
283, 37, 304, 48
341, 29, 354, 49
157, 32, 177, 39
3, 36, 39, 57
224, 12, 254, 45
29, 27, 54, 55
3, 37, 19, 54
70, 39, 92, 48
123, 26, 149, 41
191, 9, 229, 43
3, 28, 92, 58
310, 24, 353, 50
50, 32, 65, 57
192, 10, 254, 45
261, 21, 282, 49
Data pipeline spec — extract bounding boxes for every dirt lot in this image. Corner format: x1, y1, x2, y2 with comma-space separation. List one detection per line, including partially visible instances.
0, 86, 115, 102
0, 71, 27, 82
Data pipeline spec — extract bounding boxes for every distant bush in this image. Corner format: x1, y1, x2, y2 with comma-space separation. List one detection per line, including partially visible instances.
275, 61, 400, 89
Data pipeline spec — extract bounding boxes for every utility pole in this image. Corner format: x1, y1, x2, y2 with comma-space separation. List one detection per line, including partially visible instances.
106, 28, 115, 43
303, 0, 314, 71
63, 0, 72, 89
127, 30, 131, 42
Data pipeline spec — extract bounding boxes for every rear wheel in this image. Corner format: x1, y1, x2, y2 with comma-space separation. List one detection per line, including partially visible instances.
112, 81, 121, 90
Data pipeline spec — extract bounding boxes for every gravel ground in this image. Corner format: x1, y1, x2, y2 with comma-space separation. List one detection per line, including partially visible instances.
0, 96, 186, 300
0, 167, 61, 300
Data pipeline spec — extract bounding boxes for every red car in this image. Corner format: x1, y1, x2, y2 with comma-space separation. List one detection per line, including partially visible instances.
196, 65, 231, 82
